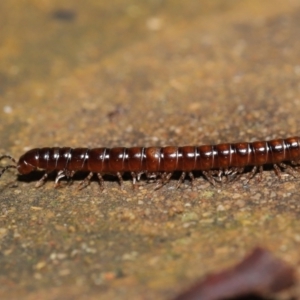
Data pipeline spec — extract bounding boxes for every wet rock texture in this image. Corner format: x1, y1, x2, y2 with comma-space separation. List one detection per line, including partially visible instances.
0, 0, 300, 299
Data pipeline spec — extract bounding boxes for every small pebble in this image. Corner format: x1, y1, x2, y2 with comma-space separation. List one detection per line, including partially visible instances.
236, 199, 246, 208
3, 105, 12, 114
217, 204, 226, 211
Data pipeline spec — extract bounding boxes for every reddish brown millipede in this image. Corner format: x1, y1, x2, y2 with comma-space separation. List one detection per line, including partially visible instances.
1, 136, 300, 190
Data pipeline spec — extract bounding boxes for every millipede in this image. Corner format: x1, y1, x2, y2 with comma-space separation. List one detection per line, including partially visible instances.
1, 136, 300, 190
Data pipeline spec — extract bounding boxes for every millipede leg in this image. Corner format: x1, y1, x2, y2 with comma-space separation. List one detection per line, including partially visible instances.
224, 168, 237, 183
155, 172, 167, 188
203, 170, 216, 186
224, 168, 232, 175
238, 167, 244, 174
188, 172, 195, 187
160, 172, 173, 184
54, 170, 66, 188
154, 172, 165, 190
279, 162, 298, 178
137, 172, 144, 181
291, 160, 300, 172
154, 172, 167, 190
116, 172, 123, 188
210, 170, 220, 183
215, 169, 223, 183
146, 172, 159, 182
228, 167, 244, 183
222, 168, 229, 182
273, 164, 281, 179
65, 170, 75, 186
154, 172, 173, 190
67, 170, 75, 178
225, 168, 235, 182
257, 166, 263, 182
291, 160, 300, 166
97, 173, 105, 190
160, 172, 167, 180
77, 172, 94, 190
176, 172, 186, 188
209, 170, 223, 184
131, 172, 137, 189
246, 166, 257, 183
165, 172, 173, 183
36, 173, 49, 188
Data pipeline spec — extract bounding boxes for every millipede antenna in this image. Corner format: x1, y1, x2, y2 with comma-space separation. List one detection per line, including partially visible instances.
0, 155, 17, 164
0, 165, 17, 178
0, 155, 17, 178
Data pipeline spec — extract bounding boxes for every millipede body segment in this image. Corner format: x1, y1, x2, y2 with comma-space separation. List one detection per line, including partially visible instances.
1, 136, 300, 189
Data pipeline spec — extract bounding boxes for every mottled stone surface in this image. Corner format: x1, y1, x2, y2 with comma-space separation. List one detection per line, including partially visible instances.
0, 0, 300, 299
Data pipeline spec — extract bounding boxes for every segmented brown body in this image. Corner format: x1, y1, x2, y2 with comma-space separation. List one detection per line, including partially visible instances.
1, 136, 300, 189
